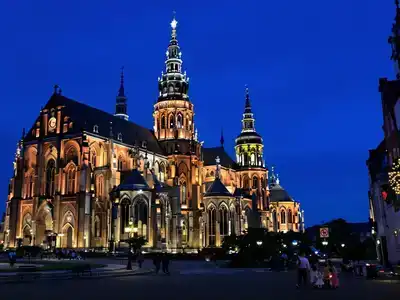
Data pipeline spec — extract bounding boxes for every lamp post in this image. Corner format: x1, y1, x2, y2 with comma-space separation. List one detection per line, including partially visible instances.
256, 240, 263, 246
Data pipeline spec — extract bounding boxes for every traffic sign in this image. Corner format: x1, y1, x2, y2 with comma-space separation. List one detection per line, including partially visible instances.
320, 227, 329, 238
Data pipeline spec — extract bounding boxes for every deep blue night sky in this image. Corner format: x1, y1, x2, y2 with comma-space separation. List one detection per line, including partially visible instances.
0, 1, 395, 226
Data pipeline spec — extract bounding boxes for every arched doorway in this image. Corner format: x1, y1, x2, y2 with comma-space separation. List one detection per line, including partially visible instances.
23, 226, 32, 246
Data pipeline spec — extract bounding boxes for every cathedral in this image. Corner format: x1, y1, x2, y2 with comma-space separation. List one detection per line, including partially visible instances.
3, 17, 304, 251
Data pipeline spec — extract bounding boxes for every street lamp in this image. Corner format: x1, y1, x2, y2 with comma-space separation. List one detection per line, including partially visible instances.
256, 240, 263, 246
377, 239, 381, 245
322, 240, 328, 246
292, 240, 298, 246
341, 243, 345, 248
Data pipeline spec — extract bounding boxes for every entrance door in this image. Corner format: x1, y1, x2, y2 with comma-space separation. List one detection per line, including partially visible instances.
67, 227, 73, 248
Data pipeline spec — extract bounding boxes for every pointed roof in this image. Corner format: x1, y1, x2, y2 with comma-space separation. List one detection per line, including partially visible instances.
268, 167, 294, 202
202, 146, 236, 168
118, 66, 125, 97
116, 169, 150, 192
244, 86, 252, 114
204, 177, 232, 197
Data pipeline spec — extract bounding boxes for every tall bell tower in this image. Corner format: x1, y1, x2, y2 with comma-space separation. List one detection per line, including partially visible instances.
153, 16, 196, 155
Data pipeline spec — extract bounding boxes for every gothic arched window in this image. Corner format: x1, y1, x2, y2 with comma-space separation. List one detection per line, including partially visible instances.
46, 159, 56, 196
159, 163, 165, 182
180, 181, 187, 205
66, 167, 76, 194
252, 176, 259, 189
133, 198, 148, 238
177, 113, 183, 129
161, 115, 166, 129
120, 199, 130, 234
208, 207, 216, 246
288, 210, 293, 224
96, 174, 104, 198
117, 155, 124, 171
219, 206, 229, 238
280, 210, 286, 224
169, 114, 174, 128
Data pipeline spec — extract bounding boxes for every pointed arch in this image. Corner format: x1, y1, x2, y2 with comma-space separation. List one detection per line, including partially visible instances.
207, 204, 217, 246
219, 204, 229, 239
46, 159, 56, 196
161, 114, 166, 129
177, 112, 183, 129
168, 113, 175, 128
287, 209, 293, 224
96, 174, 104, 199
65, 164, 77, 194
280, 209, 286, 224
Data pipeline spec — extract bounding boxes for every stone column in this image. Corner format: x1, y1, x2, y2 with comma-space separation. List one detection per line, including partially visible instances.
171, 215, 177, 250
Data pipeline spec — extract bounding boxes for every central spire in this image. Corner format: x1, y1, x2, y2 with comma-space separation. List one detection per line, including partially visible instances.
157, 13, 190, 102
241, 86, 256, 133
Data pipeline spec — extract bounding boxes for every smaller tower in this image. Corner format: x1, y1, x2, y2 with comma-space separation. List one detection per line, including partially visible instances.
115, 67, 129, 121
235, 86, 264, 168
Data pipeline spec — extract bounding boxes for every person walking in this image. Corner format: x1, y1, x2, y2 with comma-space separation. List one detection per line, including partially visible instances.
137, 251, 144, 268
296, 252, 310, 289
161, 253, 170, 275
153, 254, 161, 274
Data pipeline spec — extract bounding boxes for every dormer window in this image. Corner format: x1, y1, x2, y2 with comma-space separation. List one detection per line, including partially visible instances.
117, 133, 122, 141
93, 125, 99, 133
142, 141, 147, 148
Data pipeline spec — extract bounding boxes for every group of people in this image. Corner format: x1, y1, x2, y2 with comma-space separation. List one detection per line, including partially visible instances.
297, 252, 339, 289
152, 253, 171, 275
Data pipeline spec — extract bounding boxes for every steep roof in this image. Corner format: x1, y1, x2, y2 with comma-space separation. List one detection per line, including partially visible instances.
204, 177, 232, 197
116, 169, 150, 191
203, 146, 236, 168
25, 93, 165, 155
269, 183, 294, 202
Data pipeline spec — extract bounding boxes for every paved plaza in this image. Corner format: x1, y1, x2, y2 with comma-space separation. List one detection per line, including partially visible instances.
1, 260, 399, 300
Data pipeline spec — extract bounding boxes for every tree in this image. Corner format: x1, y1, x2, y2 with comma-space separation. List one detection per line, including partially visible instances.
126, 236, 147, 253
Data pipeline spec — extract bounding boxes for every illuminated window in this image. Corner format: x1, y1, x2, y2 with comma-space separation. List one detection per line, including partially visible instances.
219, 206, 229, 238
46, 159, 56, 196
252, 176, 258, 189
169, 114, 174, 128
288, 210, 293, 224
208, 207, 216, 246
161, 115, 166, 129
96, 175, 104, 198
94, 215, 101, 237
180, 181, 187, 205
280, 210, 286, 224
117, 133, 122, 141
93, 125, 99, 133
66, 167, 76, 194
177, 113, 183, 129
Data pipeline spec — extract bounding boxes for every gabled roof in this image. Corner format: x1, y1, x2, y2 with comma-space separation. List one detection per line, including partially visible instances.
203, 146, 236, 168
25, 93, 165, 155
116, 169, 150, 192
269, 183, 294, 202
204, 177, 232, 197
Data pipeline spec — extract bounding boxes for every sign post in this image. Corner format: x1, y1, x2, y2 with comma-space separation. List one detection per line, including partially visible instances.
320, 227, 329, 238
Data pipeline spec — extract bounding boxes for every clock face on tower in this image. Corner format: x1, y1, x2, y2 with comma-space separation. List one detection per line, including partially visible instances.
48, 117, 57, 131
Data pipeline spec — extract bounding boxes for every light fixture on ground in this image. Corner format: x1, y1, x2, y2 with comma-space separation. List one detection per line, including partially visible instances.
256, 240, 263, 246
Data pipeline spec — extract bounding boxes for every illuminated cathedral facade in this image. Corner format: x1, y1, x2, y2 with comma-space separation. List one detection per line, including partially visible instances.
3, 17, 304, 251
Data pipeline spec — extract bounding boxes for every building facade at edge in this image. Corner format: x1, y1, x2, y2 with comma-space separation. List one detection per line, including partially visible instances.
368, 2, 400, 266
3, 17, 304, 251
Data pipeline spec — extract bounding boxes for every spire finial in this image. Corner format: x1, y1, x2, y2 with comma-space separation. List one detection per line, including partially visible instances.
244, 85, 252, 111
53, 84, 59, 95
220, 128, 225, 147
171, 11, 177, 29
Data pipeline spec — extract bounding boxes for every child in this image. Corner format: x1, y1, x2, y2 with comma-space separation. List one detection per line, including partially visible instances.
310, 265, 318, 286
315, 269, 324, 288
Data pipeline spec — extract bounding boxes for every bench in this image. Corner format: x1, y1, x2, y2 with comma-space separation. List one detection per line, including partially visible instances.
72, 264, 92, 277
16, 265, 41, 280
